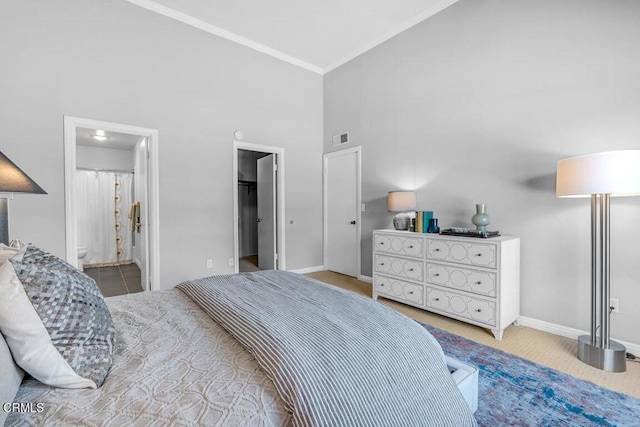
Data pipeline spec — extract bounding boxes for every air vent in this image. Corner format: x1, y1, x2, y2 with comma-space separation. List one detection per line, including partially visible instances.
332, 132, 349, 146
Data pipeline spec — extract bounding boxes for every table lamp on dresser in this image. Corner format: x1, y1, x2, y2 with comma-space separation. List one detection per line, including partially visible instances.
0, 151, 47, 245
387, 191, 416, 230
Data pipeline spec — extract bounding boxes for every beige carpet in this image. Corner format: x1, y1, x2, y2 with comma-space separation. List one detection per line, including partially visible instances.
306, 271, 640, 399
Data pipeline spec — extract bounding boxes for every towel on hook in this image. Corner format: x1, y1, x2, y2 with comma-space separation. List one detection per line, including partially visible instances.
128, 202, 141, 233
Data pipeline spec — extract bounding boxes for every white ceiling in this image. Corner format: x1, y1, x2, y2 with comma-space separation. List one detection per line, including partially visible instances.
126, 0, 459, 74
76, 127, 141, 151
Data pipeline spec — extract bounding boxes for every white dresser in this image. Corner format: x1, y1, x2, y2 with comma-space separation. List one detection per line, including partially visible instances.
372, 229, 520, 340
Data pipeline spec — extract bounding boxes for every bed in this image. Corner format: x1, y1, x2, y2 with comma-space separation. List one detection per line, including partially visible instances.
1, 245, 478, 426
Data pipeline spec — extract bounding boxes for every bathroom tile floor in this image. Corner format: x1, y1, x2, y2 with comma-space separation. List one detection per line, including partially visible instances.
85, 263, 143, 297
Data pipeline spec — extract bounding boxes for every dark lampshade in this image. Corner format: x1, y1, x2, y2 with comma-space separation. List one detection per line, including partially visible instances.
0, 151, 47, 244
0, 151, 47, 194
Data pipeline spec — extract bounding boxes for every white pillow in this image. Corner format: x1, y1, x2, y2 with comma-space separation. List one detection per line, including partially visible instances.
0, 330, 24, 426
0, 244, 20, 265
0, 261, 97, 389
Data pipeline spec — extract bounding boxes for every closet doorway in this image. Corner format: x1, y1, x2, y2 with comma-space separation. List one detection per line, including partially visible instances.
233, 140, 286, 273
64, 117, 160, 292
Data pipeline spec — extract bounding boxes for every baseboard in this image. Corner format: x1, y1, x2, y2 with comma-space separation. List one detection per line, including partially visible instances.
286, 270, 640, 357
518, 316, 640, 356
289, 265, 325, 274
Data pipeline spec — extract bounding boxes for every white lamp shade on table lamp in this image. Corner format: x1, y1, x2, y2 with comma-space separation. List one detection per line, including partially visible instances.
556, 149, 640, 372
387, 191, 417, 230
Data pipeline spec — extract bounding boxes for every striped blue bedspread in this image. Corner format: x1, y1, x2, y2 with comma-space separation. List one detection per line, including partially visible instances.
177, 270, 477, 427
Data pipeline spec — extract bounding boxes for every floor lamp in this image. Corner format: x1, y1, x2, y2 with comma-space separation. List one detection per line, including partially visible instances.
556, 150, 640, 372
0, 151, 47, 245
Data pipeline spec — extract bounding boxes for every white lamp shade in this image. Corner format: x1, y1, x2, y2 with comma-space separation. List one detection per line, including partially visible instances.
387, 191, 417, 212
556, 150, 640, 198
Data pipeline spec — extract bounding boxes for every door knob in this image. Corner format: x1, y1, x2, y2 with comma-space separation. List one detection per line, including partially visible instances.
350, 220, 356, 225
256, 218, 261, 223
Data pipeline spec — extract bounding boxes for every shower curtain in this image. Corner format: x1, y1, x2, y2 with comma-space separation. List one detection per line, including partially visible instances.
77, 170, 134, 266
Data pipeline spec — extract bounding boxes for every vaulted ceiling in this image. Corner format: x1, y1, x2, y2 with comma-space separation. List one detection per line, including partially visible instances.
126, 0, 459, 74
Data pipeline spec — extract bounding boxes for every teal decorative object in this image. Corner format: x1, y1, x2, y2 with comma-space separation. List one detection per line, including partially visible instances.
471, 204, 490, 233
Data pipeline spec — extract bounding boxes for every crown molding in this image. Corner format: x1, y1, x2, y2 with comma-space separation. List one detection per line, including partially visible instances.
125, 0, 458, 75
125, 0, 324, 74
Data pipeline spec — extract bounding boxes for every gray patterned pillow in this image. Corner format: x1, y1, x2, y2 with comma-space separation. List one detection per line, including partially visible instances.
6, 245, 115, 387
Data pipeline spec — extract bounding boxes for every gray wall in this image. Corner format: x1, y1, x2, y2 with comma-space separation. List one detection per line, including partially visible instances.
76, 146, 134, 171
1, 0, 323, 288
324, 0, 640, 343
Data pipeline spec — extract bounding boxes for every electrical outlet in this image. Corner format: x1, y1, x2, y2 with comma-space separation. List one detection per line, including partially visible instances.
206, 259, 213, 269
228, 258, 234, 267
610, 298, 620, 314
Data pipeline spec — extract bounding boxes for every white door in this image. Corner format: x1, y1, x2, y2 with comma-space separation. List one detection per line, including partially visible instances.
135, 138, 149, 291
324, 148, 360, 277
257, 154, 276, 270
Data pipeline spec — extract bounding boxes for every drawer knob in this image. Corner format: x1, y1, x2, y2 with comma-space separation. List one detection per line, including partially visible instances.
476, 281, 482, 285
409, 291, 414, 295
409, 268, 414, 271
434, 273, 440, 277
408, 245, 414, 248
435, 248, 440, 252
380, 263, 385, 266
476, 309, 482, 312
380, 283, 385, 287
434, 298, 440, 301
476, 253, 482, 257
380, 242, 385, 245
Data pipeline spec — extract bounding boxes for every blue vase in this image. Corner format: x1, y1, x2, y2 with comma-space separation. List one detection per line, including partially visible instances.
471, 204, 490, 233
427, 218, 440, 233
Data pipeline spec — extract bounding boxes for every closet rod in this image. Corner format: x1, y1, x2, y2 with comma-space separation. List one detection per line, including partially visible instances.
77, 167, 134, 174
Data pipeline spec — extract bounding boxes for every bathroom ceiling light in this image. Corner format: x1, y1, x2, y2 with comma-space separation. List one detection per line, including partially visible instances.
93, 130, 108, 141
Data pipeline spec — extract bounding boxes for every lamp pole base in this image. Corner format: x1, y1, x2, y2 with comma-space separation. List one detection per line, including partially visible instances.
577, 335, 626, 372
0, 198, 8, 245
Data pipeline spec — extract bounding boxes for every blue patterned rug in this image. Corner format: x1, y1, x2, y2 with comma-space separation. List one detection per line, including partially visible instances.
422, 324, 640, 427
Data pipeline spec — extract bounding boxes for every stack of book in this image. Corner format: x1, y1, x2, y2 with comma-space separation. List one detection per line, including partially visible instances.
415, 211, 433, 233
439, 228, 500, 238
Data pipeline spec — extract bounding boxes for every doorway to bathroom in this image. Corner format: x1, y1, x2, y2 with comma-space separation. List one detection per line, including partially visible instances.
233, 140, 285, 273
64, 117, 160, 293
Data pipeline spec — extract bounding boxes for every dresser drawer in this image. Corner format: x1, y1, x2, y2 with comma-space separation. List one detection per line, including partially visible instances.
426, 263, 496, 297
426, 239, 497, 268
374, 275, 423, 305
374, 233, 424, 258
374, 254, 424, 282
425, 287, 496, 327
